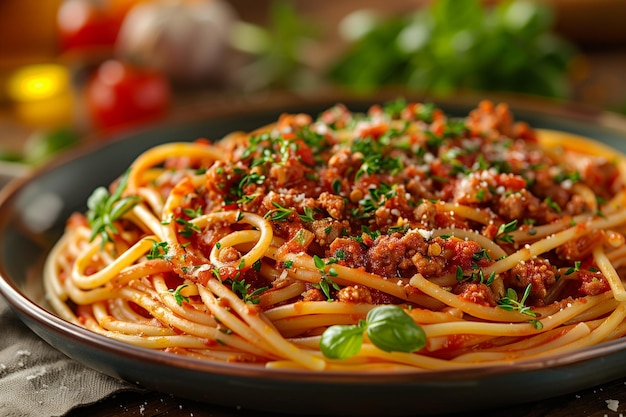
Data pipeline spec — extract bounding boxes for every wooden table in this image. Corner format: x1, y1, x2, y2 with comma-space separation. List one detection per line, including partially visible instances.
66, 376, 626, 417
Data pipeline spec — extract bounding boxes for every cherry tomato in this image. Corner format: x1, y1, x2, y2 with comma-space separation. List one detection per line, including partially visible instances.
85, 60, 171, 130
57, 0, 123, 52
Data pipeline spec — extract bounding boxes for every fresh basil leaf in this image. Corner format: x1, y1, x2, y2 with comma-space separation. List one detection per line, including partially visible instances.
319, 322, 366, 359
365, 305, 426, 353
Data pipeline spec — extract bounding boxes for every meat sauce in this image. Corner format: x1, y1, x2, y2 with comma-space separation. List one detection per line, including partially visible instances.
181, 100, 621, 309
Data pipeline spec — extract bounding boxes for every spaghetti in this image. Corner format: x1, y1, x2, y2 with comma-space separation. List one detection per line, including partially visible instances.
44, 100, 626, 371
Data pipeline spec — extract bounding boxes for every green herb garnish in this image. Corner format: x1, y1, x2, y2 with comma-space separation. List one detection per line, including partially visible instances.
175, 217, 201, 238
313, 255, 341, 300
298, 206, 316, 223
497, 284, 537, 319
169, 284, 190, 306
495, 219, 518, 244
147, 240, 170, 260
264, 202, 295, 221
86, 169, 139, 247
319, 305, 426, 359
227, 278, 270, 304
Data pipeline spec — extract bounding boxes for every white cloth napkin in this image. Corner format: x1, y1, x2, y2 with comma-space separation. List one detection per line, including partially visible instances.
0, 296, 135, 417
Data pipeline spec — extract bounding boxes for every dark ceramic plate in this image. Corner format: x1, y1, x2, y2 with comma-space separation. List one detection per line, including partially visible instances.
2, 94, 626, 416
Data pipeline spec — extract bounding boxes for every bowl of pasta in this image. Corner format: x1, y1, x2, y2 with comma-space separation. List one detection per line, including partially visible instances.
2, 93, 626, 415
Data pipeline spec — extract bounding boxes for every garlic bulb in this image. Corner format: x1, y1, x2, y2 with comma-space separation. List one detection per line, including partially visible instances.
115, 0, 237, 83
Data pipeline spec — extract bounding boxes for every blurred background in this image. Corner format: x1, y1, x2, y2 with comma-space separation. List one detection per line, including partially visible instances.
0, 0, 625, 177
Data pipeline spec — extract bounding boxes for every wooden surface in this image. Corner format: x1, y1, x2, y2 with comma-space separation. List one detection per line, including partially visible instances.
66, 376, 626, 417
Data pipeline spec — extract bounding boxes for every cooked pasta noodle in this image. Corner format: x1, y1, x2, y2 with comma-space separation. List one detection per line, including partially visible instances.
44, 100, 626, 371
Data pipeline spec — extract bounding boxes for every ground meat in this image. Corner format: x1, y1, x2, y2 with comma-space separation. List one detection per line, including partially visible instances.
581, 158, 621, 200
453, 173, 494, 205
412, 237, 488, 279
413, 200, 438, 228
310, 218, 349, 247
454, 283, 496, 307
406, 177, 436, 202
555, 230, 603, 261
318, 103, 352, 129
531, 168, 572, 209
373, 185, 414, 228
261, 190, 286, 213
326, 148, 360, 178
268, 157, 308, 188
318, 192, 345, 219
276, 112, 312, 131
217, 246, 241, 264
302, 288, 326, 302
337, 285, 373, 304
505, 258, 556, 301
329, 237, 367, 269
565, 194, 591, 215
512, 121, 538, 142
444, 238, 488, 271
495, 189, 541, 222
367, 231, 427, 277
577, 270, 611, 296
203, 161, 237, 209
466, 100, 515, 140
412, 251, 445, 277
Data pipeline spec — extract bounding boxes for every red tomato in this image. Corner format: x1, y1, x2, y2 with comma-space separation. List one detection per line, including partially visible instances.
294, 139, 315, 166
495, 173, 527, 191
57, 0, 122, 51
85, 60, 171, 130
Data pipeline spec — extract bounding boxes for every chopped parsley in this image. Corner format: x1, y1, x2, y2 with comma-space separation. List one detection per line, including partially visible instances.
313, 255, 341, 301
564, 261, 581, 275
495, 220, 518, 244
352, 136, 403, 180
226, 278, 270, 304
175, 217, 201, 238
264, 202, 295, 221
298, 206, 316, 223
169, 284, 190, 306
147, 240, 170, 260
